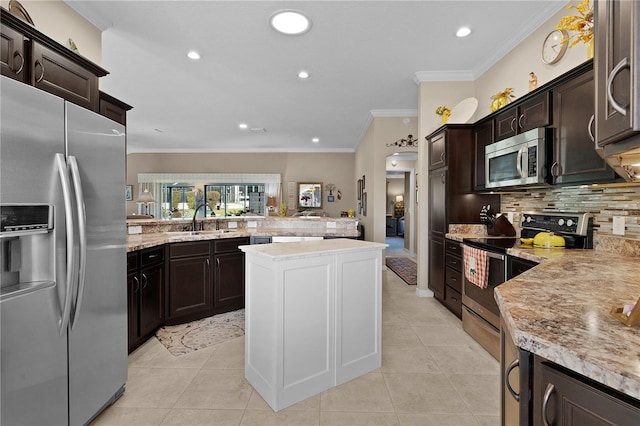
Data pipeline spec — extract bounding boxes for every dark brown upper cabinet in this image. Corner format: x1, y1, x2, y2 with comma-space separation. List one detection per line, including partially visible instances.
495, 92, 551, 141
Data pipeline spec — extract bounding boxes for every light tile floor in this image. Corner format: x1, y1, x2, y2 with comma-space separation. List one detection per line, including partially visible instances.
92, 269, 500, 426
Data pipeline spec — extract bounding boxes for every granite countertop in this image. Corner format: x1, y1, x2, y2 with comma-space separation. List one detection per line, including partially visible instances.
127, 228, 359, 252
447, 233, 640, 400
239, 238, 387, 260
495, 251, 640, 400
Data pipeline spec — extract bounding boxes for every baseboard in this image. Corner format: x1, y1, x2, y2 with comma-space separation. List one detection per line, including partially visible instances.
415, 288, 434, 298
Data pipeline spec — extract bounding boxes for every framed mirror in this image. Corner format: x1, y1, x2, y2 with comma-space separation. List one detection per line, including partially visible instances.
298, 182, 322, 209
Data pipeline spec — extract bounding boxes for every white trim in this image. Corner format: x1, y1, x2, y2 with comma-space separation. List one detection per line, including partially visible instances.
138, 173, 281, 184
370, 109, 418, 117
415, 288, 434, 298
413, 70, 476, 83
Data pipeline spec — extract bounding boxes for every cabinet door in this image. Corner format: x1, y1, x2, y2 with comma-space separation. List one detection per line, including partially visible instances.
518, 92, 550, 133
32, 41, 99, 111
428, 168, 447, 238
501, 322, 531, 426
168, 255, 212, 319
553, 69, 617, 184
474, 120, 493, 190
214, 252, 245, 309
595, 0, 639, 146
508, 257, 538, 279
495, 107, 518, 140
139, 263, 164, 338
428, 237, 445, 300
534, 356, 640, 426
127, 272, 140, 353
428, 131, 447, 170
0, 24, 27, 83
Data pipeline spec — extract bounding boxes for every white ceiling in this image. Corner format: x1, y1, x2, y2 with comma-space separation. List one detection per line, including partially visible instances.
65, 1, 565, 154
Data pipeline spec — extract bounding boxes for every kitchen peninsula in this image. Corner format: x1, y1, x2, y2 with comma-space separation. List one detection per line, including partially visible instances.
240, 239, 386, 411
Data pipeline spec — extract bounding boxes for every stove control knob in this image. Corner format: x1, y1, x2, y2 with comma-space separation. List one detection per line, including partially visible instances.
567, 219, 574, 227
526, 216, 532, 223
558, 219, 565, 226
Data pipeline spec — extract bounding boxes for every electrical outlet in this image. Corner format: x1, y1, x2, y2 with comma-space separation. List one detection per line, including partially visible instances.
326, 221, 336, 228
247, 221, 257, 228
128, 226, 142, 235
228, 221, 238, 229
613, 216, 625, 235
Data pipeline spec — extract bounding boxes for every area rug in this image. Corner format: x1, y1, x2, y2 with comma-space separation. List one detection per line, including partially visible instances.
155, 309, 244, 356
386, 257, 417, 285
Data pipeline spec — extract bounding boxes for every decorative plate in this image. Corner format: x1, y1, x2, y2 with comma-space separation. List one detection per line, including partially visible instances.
447, 97, 478, 124
8, 0, 34, 25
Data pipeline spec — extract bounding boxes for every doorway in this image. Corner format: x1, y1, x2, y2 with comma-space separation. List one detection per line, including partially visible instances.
386, 152, 417, 257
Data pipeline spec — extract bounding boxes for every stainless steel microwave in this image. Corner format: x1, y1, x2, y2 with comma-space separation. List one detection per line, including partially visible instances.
485, 128, 551, 189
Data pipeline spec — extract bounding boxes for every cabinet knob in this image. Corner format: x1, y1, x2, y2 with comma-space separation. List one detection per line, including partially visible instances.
607, 57, 630, 116
440, 152, 445, 163
133, 276, 140, 293
518, 114, 525, 129
588, 114, 595, 143
550, 161, 561, 177
141, 273, 148, 290
542, 382, 556, 426
510, 117, 517, 132
13, 51, 24, 75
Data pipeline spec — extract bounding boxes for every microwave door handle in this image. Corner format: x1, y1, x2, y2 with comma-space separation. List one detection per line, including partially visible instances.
68, 156, 87, 330
55, 154, 76, 335
516, 147, 524, 178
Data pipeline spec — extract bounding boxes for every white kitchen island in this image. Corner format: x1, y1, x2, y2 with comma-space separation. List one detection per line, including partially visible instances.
240, 238, 386, 412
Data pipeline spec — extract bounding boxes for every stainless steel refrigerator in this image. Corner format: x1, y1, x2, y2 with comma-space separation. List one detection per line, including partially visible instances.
1, 76, 127, 425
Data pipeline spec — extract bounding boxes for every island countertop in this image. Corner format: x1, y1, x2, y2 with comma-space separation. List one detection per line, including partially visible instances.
240, 238, 387, 260
494, 250, 640, 400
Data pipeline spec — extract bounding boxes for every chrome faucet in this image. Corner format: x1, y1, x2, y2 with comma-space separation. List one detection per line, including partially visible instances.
192, 203, 214, 231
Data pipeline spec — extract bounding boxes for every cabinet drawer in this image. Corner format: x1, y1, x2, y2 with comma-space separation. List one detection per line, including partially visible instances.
444, 285, 462, 318
127, 251, 138, 273
445, 253, 462, 272
140, 246, 164, 267
214, 237, 250, 254
445, 239, 462, 257
169, 241, 211, 258
445, 267, 462, 293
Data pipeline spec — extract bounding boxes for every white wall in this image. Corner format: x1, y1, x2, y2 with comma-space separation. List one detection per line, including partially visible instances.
1, 0, 102, 65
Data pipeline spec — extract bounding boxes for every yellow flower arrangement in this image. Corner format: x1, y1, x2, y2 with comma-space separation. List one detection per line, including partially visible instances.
490, 88, 515, 112
556, 0, 593, 47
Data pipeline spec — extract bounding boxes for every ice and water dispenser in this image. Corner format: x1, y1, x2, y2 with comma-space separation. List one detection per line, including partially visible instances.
1, 205, 55, 299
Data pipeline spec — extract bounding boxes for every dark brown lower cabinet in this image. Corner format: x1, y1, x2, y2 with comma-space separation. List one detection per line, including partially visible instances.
533, 355, 640, 426
213, 238, 249, 310
443, 239, 462, 318
167, 241, 212, 323
500, 317, 640, 425
128, 247, 164, 353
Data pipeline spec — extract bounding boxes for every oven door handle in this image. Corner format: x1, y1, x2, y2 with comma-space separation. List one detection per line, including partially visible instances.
462, 244, 505, 261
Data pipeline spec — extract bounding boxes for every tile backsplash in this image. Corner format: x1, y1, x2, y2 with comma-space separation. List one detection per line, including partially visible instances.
500, 184, 640, 240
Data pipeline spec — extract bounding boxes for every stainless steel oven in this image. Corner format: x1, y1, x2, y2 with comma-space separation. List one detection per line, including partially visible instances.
461, 243, 508, 361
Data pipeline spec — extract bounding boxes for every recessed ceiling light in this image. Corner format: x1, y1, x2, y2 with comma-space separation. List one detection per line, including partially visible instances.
238, 123, 248, 129
393, 152, 399, 156
312, 138, 320, 143
456, 27, 471, 38
187, 50, 200, 60
270, 10, 312, 35
298, 71, 310, 79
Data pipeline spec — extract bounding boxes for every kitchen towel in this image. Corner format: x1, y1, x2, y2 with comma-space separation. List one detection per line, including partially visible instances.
463, 245, 489, 289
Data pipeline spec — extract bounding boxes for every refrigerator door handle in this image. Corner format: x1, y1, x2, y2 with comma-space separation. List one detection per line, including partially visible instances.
68, 155, 87, 329
55, 153, 76, 335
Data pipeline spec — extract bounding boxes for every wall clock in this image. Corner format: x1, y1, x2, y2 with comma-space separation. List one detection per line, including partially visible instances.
541, 29, 568, 65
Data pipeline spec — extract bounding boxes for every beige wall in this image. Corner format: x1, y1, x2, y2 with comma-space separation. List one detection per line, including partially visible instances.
355, 115, 418, 244
2, 0, 102, 65
126, 152, 356, 218
474, 7, 590, 118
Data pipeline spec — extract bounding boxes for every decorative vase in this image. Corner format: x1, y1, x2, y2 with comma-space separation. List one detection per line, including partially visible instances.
587, 39, 594, 60
441, 110, 451, 125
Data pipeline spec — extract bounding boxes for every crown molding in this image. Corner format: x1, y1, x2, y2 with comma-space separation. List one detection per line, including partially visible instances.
413, 70, 475, 83
370, 109, 418, 117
